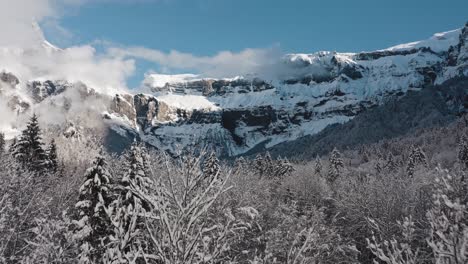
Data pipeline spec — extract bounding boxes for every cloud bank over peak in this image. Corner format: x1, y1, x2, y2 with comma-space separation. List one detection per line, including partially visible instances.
107, 45, 284, 80
0, 0, 136, 93
0, 0, 285, 93
0, 0, 55, 48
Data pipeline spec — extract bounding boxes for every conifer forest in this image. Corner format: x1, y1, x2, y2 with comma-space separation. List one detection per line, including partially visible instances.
0, 2, 467, 263
1, 113, 467, 264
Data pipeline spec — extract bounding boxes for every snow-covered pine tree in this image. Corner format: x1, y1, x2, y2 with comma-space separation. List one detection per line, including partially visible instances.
314, 155, 322, 175
385, 153, 398, 172
458, 136, 468, 169
47, 139, 58, 173
121, 142, 153, 210
374, 161, 383, 174
12, 114, 49, 173
274, 157, 294, 179
203, 151, 220, 179
74, 153, 113, 264
9, 137, 16, 154
406, 145, 427, 177
233, 156, 247, 174
359, 146, 370, 163
253, 153, 265, 177
426, 169, 468, 264
260, 152, 276, 179
0, 132, 5, 154
112, 142, 154, 260
327, 148, 344, 184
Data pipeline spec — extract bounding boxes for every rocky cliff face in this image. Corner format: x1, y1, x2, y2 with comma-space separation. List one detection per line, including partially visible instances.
104, 24, 468, 156
1, 24, 467, 156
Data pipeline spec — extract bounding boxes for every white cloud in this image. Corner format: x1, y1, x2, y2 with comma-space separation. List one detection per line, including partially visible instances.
0, 0, 136, 93
0, 0, 56, 48
0, 45, 135, 94
0, 0, 286, 93
107, 45, 285, 80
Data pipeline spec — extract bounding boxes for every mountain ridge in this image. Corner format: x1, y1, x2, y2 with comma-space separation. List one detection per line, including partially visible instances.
0, 23, 467, 156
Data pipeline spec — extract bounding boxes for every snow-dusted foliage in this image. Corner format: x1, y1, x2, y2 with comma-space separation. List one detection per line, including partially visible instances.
458, 136, 468, 169
327, 147, 344, 183
21, 214, 76, 264
101, 142, 154, 263
12, 114, 50, 173
314, 155, 322, 175
1, 114, 468, 264
142, 151, 259, 263
46, 139, 58, 173
0, 132, 5, 154
74, 153, 114, 264
202, 151, 221, 179
406, 145, 427, 177
367, 217, 422, 264
367, 168, 468, 264
253, 152, 294, 180
426, 169, 468, 264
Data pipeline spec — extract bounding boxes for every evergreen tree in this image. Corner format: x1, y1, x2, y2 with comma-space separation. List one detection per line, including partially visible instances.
233, 156, 247, 174
12, 114, 49, 173
254, 153, 266, 177
314, 155, 322, 175
0, 132, 5, 154
273, 157, 294, 179
113, 142, 153, 259
203, 151, 220, 179
74, 153, 113, 264
46, 139, 58, 173
406, 145, 427, 177
359, 147, 370, 163
260, 152, 275, 178
458, 136, 468, 169
385, 153, 398, 172
9, 137, 16, 154
374, 161, 383, 174
121, 143, 153, 210
327, 148, 344, 184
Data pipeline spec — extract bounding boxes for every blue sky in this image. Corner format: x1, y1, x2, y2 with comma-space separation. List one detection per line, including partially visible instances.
43, 0, 468, 87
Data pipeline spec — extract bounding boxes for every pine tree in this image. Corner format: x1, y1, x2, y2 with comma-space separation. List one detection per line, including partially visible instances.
458, 136, 468, 169
327, 148, 344, 184
254, 153, 266, 177
203, 151, 220, 179
121, 143, 153, 210
406, 145, 427, 177
12, 114, 49, 173
9, 137, 16, 154
261, 152, 275, 178
112, 142, 154, 260
74, 153, 113, 264
426, 170, 468, 264
273, 158, 294, 179
233, 156, 247, 174
0, 132, 5, 154
374, 161, 383, 174
385, 153, 398, 172
46, 139, 58, 173
359, 147, 370, 163
314, 155, 322, 175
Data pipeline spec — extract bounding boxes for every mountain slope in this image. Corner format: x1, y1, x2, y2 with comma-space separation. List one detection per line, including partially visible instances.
263, 76, 468, 160
107, 23, 468, 156
1, 23, 467, 156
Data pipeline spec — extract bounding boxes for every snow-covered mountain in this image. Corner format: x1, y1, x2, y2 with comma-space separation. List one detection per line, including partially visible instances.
1, 23, 467, 156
